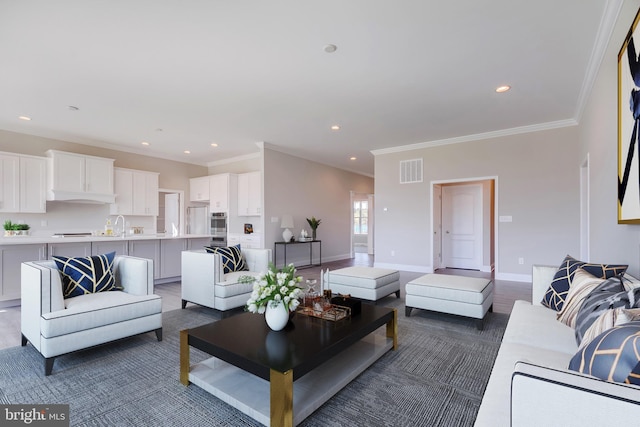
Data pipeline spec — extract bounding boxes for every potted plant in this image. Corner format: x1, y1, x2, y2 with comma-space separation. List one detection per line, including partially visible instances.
306, 217, 321, 240
3, 221, 30, 236
245, 263, 303, 330
3, 220, 14, 236
16, 223, 30, 236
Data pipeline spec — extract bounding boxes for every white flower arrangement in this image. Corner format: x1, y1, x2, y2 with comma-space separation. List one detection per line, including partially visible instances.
246, 263, 303, 314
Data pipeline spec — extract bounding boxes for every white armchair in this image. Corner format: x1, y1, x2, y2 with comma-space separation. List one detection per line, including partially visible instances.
181, 248, 271, 313
21, 255, 162, 375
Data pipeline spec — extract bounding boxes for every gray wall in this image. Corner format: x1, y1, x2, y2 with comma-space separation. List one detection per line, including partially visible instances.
374, 125, 581, 280
579, 0, 640, 277
263, 148, 374, 266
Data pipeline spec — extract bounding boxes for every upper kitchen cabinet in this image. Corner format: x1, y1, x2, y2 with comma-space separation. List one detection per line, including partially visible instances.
189, 176, 210, 202
237, 171, 262, 216
0, 152, 46, 213
46, 150, 115, 203
111, 168, 159, 216
209, 174, 230, 213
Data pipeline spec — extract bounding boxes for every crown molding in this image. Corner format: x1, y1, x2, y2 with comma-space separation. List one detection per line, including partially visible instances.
370, 119, 578, 156
574, 0, 624, 122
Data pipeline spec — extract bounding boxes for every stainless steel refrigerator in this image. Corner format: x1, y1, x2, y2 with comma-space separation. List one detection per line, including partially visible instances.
187, 206, 210, 235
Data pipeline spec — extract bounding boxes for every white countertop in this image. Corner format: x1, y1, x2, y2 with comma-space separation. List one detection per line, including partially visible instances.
0, 234, 212, 245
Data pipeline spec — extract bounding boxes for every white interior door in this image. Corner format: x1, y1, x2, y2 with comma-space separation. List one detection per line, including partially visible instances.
441, 184, 482, 269
164, 193, 180, 236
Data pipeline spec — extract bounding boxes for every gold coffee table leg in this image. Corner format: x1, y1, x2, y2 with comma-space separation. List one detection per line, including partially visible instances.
386, 308, 398, 350
270, 369, 293, 427
180, 329, 190, 385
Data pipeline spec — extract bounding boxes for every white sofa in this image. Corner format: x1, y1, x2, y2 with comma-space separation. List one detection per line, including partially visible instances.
181, 248, 271, 313
21, 255, 162, 375
474, 265, 640, 426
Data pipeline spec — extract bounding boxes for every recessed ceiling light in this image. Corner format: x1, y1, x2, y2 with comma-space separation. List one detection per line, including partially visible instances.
496, 85, 511, 93
184, 150, 191, 154
350, 157, 357, 161
324, 44, 337, 53
331, 125, 340, 131
68, 106, 79, 111
18, 116, 31, 121
211, 143, 218, 147
141, 141, 150, 146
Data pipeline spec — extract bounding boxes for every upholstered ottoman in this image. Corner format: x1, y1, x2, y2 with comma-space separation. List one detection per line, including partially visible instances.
405, 274, 494, 329
325, 267, 400, 302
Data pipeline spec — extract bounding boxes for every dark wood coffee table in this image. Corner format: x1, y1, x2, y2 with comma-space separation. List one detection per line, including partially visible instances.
180, 304, 397, 426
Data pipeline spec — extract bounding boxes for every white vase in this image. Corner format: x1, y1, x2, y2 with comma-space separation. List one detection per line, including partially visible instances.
265, 301, 289, 331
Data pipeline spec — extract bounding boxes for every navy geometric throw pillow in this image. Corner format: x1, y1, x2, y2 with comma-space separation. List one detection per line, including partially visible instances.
541, 255, 628, 312
53, 252, 118, 298
205, 244, 248, 274
569, 321, 640, 385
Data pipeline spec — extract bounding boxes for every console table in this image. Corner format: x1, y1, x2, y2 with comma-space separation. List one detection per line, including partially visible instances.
274, 240, 321, 269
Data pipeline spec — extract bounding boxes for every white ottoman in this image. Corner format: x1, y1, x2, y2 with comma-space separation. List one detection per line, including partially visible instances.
325, 267, 400, 302
405, 273, 494, 329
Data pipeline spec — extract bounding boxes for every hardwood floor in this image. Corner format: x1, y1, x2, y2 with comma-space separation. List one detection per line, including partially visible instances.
0, 253, 531, 351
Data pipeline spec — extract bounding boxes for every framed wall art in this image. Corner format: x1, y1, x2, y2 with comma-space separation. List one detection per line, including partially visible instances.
619, 7, 640, 223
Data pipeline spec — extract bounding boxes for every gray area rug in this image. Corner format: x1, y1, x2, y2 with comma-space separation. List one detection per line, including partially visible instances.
0, 297, 508, 426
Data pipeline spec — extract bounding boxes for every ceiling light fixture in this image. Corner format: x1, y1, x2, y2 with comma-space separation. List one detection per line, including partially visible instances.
184, 150, 191, 154
496, 85, 511, 93
324, 44, 337, 53
331, 125, 340, 131
18, 116, 31, 121
68, 106, 79, 111
141, 141, 150, 146
211, 143, 218, 147
350, 157, 357, 161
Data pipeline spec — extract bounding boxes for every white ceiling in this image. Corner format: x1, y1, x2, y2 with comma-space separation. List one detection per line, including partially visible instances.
0, 1, 617, 176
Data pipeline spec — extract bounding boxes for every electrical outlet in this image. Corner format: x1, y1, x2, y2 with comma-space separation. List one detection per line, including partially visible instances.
518, 257, 524, 265
391, 250, 395, 256
41, 220, 47, 227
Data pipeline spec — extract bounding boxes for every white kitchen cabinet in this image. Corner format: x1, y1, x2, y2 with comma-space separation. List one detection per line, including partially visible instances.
19, 156, 47, 213
48, 242, 92, 258
237, 171, 262, 216
91, 239, 129, 257
209, 174, 229, 212
187, 237, 211, 250
111, 168, 159, 216
227, 233, 263, 249
0, 153, 46, 213
160, 238, 186, 279
0, 154, 19, 212
190, 176, 210, 202
46, 150, 115, 203
0, 243, 47, 301
128, 239, 160, 279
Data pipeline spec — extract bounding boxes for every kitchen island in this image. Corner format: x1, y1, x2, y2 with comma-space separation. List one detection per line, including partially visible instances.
0, 233, 212, 304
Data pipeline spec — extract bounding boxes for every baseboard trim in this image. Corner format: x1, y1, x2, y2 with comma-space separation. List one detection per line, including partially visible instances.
495, 272, 531, 283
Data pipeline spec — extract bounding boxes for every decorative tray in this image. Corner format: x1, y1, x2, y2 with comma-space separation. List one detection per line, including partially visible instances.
296, 304, 351, 321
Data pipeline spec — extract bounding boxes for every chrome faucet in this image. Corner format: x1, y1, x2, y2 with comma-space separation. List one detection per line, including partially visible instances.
114, 215, 126, 238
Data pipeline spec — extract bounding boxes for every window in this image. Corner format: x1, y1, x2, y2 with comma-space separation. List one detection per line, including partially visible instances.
354, 200, 368, 235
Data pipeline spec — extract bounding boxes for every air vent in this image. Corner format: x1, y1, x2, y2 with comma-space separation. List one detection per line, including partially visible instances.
400, 158, 423, 184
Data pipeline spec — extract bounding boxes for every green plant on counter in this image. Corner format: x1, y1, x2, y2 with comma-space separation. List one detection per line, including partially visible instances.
3, 221, 30, 233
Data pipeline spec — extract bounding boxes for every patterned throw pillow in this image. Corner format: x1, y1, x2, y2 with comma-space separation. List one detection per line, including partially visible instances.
541, 255, 628, 312
569, 321, 640, 385
205, 244, 248, 274
53, 252, 118, 298
573, 275, 636, 345
556, 268, 605, 328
